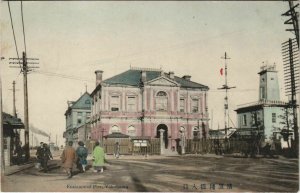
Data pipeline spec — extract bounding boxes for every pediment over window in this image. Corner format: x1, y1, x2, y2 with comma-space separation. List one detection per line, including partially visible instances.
146, 77, 180, 87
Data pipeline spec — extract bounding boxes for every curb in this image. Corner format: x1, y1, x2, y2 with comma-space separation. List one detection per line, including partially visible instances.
4, 163, 34, 176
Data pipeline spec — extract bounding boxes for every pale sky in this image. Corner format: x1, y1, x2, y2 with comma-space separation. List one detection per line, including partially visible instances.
0, 1, 293, 146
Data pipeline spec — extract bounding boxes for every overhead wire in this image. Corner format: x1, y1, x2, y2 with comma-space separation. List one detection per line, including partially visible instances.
35, 71, 94, 83
21, 0, 27, 54
7, 1, 21, 69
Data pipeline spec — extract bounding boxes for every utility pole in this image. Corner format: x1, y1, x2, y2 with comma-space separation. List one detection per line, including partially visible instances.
9, 81, 18, 117
31, 133, 33, 148
9, 52, 39, 161
282, 38, 299, 155
282, 1, 299, 48
218, 52, 236, 137
282, 0, 299, 156
0, 58, 4, 176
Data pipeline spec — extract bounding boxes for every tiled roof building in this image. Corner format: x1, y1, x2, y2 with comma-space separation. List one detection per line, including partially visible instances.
90, 67, 210, 150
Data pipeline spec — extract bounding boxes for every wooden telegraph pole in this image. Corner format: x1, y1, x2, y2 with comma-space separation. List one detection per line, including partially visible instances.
10, 81, 18, 117
9, 52, 39, 161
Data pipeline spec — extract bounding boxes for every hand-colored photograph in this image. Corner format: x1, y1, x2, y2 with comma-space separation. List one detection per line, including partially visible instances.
0, 1, 299, 192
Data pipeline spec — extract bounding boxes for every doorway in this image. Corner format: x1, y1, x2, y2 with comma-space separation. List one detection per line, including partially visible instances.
156, 124, 168, 149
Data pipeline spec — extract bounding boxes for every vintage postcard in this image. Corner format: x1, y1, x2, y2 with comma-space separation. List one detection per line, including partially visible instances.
0, 0, 299, 192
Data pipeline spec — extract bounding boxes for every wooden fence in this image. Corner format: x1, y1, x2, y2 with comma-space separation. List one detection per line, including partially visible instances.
184, 138, 285, 155
103, 138, 161, 155
89, 138, 280, 156
185, 139, 255, 155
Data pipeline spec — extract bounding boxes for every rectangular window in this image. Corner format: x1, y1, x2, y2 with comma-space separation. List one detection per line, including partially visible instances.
272, 113, 276, 123
127, 96, 137, 112
180, 99, 185, 112
156, 98, 167, 111
260, 87, 265, 99
192, 99, 199, 113
77, 119, 82, 124
251, 113, 256, 125
86, 112, 91, 119
110, 96, 120, 111
242, 114, 247, 126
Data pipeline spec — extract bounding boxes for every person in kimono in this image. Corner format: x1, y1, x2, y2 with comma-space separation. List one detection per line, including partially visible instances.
92, 141, 105, 173
61, 141, 77, 178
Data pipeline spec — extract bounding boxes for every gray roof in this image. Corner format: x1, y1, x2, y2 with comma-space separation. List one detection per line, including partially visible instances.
102, 70, 208, 89
65, 92, 92, 115
3, 112, 24, 129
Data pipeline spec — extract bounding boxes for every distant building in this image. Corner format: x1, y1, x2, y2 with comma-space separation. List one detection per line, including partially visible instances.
90, 67, 210, 150
63, 92, 92, 145
235, 65, 287, 141
73, 121, 91, 147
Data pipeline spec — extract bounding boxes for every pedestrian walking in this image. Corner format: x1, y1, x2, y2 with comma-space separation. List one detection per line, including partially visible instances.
92, 141, 105, 173
61, 141, 77, 178
76, 141, 88, 172
114, 142, 120, 159
36, 142, 44, 169
42, 143, 53, 172
270, 140, 276, 157
15, 141, 23, 165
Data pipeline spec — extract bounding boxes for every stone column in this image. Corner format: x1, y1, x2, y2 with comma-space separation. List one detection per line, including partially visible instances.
181, 131, 186, 155
159, 129, 165, 155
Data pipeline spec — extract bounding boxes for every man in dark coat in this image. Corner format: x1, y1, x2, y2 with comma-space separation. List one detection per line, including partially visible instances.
15, 141, 23, 165
42, 143, 53, 172
36, 142, 44, 168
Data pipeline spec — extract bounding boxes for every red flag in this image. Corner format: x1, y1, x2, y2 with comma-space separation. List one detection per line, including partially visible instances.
220, 68, 223, 76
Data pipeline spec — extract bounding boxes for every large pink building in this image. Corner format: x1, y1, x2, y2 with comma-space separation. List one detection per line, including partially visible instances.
90, 67, 209, 150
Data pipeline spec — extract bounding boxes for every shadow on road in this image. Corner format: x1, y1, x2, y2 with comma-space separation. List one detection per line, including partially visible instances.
126, 163, 148, 192
130, 173, 148, 192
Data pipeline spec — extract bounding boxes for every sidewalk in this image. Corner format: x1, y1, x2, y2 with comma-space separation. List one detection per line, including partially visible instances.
4, 162, 34, 176
4, 151, 62, 176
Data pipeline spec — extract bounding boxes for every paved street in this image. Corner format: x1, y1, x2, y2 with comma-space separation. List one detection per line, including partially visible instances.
1, 154, 299, 192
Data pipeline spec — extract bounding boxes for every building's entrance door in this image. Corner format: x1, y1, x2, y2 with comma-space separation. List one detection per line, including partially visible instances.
156, 124, 168, 149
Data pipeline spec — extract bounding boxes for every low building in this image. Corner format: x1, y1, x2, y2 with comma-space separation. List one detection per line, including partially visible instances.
2, 112, 24, 166
73, 121, 91, 148
235, 65, 288, 141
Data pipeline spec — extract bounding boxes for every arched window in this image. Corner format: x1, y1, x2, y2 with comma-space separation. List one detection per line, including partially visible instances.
156, 91, 168, 111
127, 126, 136, 136
110, 125, 121, 133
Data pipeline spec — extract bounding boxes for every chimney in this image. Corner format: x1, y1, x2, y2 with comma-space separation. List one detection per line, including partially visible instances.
95, 70, 103, 86
169, 71, 174, 79
141, 71, 146, 82
67, 101, 74, 107
160, 71, 164, 76
182, 75, 191, 81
